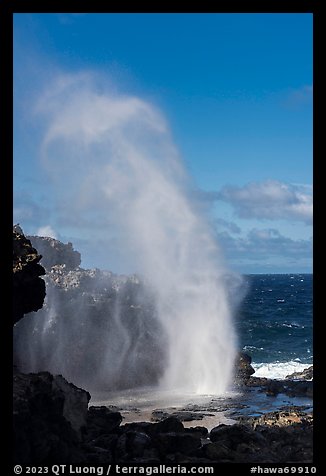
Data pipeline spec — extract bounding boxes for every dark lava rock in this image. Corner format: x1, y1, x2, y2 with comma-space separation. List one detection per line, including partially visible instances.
84, 406, 123, 442
265, 379, 283, 396
234, 351, 255, 383
184, 426, 208, 437
28, 235, 81, 271
116, 431, 156, 461
155, 432, 202, 457
245, 376, 269, 387
200, 414, 313, 463
86, 433, 118, 451
152, 409, 211, 422
13, 371, 90, 464
116, 418, 201, 463
14, 235, 167, 391
13, 228, 46, 325
285, 365, 313, 381
82, 446, 113, 464
14, 383, 313, 465
238, 409, 313, 429
121, 421, 155, 436
245, 376, 313, 398
209, 423, 265, 449
284, 380, 313, 398
154, 416, 185, 433
203, 441, 235, 461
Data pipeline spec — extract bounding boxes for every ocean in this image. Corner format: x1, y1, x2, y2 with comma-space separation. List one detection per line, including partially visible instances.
236, 273, 313, 380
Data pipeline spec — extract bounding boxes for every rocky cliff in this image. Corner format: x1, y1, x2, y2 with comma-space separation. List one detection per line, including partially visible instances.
13, 370, 90, 464
13, 227, 46, 325
28, 235, 81, 270
14, 235, 166, 391
13, 227, 91, 464
13, 230, 313, 465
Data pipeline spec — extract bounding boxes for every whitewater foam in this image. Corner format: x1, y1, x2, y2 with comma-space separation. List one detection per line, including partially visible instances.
252, 361, 312, 380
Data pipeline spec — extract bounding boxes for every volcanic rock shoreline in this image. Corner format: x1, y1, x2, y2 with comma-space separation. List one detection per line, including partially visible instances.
13, 367, 313, 465
13, 368, 313, 464
12, 229, 314, 465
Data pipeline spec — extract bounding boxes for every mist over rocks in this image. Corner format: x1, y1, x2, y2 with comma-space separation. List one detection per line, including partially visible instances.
14, 235, 167, 392
28, 74, 238, 395
13, 233, 249, 393
12, 229, 313, 465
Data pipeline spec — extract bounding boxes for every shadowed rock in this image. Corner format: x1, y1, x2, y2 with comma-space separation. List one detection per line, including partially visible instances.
28, 235, 81, 271
285, 366, 313, 381
234, 351, 255, 383
13, 227, 46, 325
13, 371, 90, 464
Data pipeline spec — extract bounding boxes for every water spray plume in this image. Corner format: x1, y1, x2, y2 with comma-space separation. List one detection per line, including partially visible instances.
15, 72, 238, 395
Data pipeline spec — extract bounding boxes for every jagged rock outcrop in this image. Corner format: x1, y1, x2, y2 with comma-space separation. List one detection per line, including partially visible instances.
83, 411, 312, 464
28, 235, 81, 270
12, 231, 313, 464
13, 227, 46, 325
245, 375, 313, 398
234, 351, 255, 383
14, 236, 167, 391
13, 371, 90, 464
237, 409, 313, 428
14, 377, 314, 465
285, 365, 313, 381
15, 234, 256, 392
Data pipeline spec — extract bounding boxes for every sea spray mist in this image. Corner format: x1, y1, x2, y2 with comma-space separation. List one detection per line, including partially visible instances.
14, 72, 239, 394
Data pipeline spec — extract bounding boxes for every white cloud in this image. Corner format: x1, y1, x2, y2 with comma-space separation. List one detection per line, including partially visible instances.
216, 180, 312, 225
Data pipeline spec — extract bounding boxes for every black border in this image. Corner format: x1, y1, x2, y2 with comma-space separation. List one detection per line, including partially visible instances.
3, 1, 320, 472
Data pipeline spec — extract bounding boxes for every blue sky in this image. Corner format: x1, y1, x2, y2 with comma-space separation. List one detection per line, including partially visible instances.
13, 13, 313, 274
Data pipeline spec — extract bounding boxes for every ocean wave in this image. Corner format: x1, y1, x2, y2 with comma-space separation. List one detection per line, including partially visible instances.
252, 361, 312, 380
281, 322, 305, 329
243, 345, 264, 351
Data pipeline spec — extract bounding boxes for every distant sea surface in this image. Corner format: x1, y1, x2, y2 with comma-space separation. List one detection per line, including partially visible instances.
236, 274, 313, 380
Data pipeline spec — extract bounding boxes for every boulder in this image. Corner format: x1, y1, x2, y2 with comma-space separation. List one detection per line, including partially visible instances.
84, 406, 123, 442
52, 375, 90, 438
203, 441, 234, 460
234, 351, 255, 383
116, 431, 155, 461
13, 371, 90, 464
184, 426, 208, 437
154, 416, 185, 433
209, 423, 265, 449
155, 432, 202, 457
